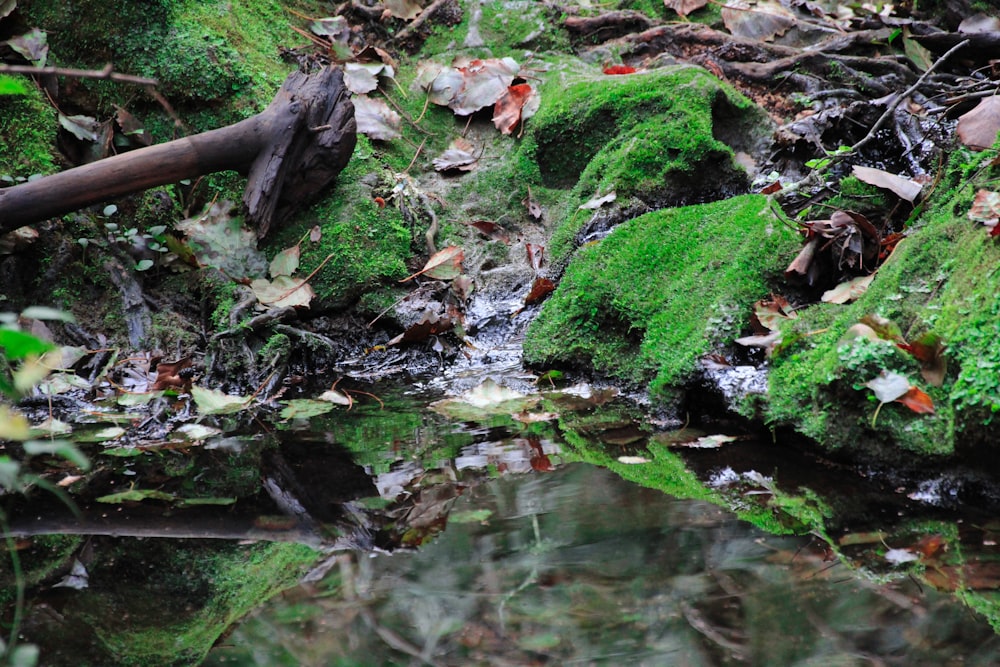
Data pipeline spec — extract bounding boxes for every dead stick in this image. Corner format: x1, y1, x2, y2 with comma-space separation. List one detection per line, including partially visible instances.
0, 67, 356, 239
393, 0, 451, 43
0, 62, 159, 86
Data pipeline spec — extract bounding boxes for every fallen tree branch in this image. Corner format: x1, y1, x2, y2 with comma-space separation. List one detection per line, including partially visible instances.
0, 62, 159, 86
0, 66, 357, 239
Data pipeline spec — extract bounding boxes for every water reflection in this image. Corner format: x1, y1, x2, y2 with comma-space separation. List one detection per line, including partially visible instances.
207, 464, 1000, 666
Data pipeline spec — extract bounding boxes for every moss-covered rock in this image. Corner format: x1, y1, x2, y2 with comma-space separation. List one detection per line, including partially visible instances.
524, 194, 800, 396
0, 83, 59, 178
525, 64, 772, 262
765, 153, 1000, 462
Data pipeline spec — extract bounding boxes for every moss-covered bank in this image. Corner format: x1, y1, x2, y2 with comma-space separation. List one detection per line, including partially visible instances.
765, 153, 1000, 462
525, 195, 800, 396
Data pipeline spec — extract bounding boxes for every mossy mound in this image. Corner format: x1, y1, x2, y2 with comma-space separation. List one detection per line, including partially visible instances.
766, 155, 1000, 462
525, 65, 772, 262
524, 194, 800, 396
0, 83, 59, 178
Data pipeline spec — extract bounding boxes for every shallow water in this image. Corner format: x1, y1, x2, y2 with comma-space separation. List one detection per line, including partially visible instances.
206, 463, 1000, 666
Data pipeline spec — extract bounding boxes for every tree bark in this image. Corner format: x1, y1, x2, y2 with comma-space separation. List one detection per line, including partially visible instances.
0, 66, 356, 240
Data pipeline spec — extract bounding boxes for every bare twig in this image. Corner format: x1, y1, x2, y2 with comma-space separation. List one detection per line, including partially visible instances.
0, 63, 159, 86
393, 0, 451, 43
850, 38, 970, 155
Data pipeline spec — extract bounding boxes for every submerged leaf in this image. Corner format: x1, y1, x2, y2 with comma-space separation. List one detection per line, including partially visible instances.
280, 399, 335, 420
97, 488, 176, 504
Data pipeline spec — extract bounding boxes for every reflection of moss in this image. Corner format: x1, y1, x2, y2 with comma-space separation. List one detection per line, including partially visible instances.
525, 195, 799, 396
0, 535, 81, 607
77, 539, 318, 666
766, 153, 1000, 460
0, 84, 58, 178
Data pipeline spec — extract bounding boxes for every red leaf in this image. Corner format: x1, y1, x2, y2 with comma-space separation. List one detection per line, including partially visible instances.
493, 83, 535, 135
464, 220, 510, 243
603, 65, 636, 75
896, 386, 935, 414
525, 277, 555, 305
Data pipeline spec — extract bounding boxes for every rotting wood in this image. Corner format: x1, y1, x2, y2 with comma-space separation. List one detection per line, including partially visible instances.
0, 66, 357, 240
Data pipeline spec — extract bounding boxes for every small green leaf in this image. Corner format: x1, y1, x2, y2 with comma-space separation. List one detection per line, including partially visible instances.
178, 496, 237, 507
96, 488, 175, 504
0, 329, 55, 360
135, 259, 154, 271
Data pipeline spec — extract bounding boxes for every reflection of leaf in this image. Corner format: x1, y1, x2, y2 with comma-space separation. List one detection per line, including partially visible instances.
280, 399, 335, 420
191, 386, 251, 415
399, 245, 464, 282
353, 95, 402, 141
852, 166, 921, 203
958, 97, 1000, 151
97, 489, 176, 504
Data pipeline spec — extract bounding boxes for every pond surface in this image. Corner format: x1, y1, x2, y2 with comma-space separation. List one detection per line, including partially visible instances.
6, 384, 1000, 666
202, 462, 1000, 666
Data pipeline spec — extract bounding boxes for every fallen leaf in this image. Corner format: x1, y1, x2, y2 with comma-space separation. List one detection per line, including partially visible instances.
319, 388, 352, 405
384, 0, 423, 20
602, 65, 636, 75
387, 311, 454, 345
898, 333, 947, 387
957, 97, 1000, 151
523, 188, 543, 220
58, 113, 101, 142
251, 275, 315, 308
493, 83, 537, 135
821, 274, 875, 304
884, 548, 919, 565
96, 488, 176, 504
0, 226, 39, 255
852, 165, 922, 203
175, 423, 222, 440
269, 244, 300, 278
752, 294, 796, 331
866, 370, 911, 404
579, 191, 616, 210
191, 385, 251, 415
343, 62, 393, 95
859, 314, 905, 343
897, 386, 935, 414
151, 356, 194, 392
526, 243, 545, 272
430, 379, 539, 419
353, 95, 402, 141
310, 225, 322, 243
399, 245, 464, 282
969, 189, 1000, 234
617, 455, 651, 464
4, 28, 47, 67
524, 277, 555, 305
280, 398, 335, 420
433, 137, 478, 172
664, 0, 708, 17
464, 220, 510, 242
721, 0, 796, 41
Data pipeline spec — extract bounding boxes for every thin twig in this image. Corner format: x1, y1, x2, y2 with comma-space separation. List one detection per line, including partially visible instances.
393, 0, 452, 43
0, 63, 158, 86
850, 38, 970, 155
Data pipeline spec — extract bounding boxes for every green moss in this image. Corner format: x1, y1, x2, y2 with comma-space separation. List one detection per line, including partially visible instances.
766, 152, 1000, 459
418, 1, 570, 58
86, 540, 318, 666
267, 138, 415, 308
523, 65, 770, 262
0, 84, 59, 178
524, 194, 800, 396
19, 0, 301, 128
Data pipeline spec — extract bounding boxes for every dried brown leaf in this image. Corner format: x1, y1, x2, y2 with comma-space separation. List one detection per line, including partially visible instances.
433, 137, 478, 172
957, 97, 1000, 151
664, 0, 708, 17
353, 95, 402, 141
400, 246, 465, 282
852, 165, 922, 203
